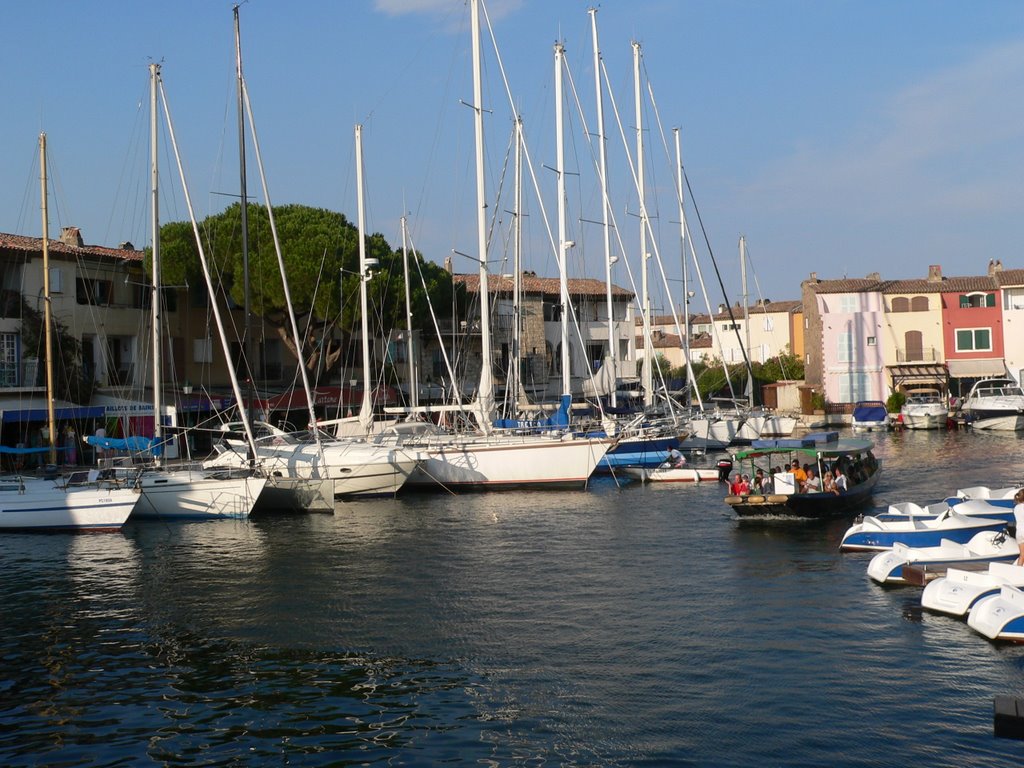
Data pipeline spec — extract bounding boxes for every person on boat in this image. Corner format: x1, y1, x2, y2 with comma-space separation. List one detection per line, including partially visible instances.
790, 459, 807, 486
822, 471, 836, 493
753, 468, 768, 493
802, 468, 821, 493
730, 472, 744, 496
739, 474, 751, 495
1014, 488, 1024, 566
833, 466, 848, 494
666, 447, 686, 468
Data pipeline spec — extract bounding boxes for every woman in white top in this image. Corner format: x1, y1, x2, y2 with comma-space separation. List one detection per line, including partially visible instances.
1014, 488, 1024, 565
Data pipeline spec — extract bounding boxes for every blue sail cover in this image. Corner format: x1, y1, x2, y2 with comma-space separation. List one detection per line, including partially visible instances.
0, 445, 64, 454
85, 435, 164, 456
493, 394, 572, 431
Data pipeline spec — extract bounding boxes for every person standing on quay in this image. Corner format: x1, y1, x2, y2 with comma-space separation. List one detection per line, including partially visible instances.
1014, 488, 1024, 565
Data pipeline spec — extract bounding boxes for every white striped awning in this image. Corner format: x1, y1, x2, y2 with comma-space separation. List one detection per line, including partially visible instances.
946, 358, 1006, 378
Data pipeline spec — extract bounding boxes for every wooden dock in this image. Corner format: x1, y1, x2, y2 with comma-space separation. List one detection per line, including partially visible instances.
900, 561, 990, 587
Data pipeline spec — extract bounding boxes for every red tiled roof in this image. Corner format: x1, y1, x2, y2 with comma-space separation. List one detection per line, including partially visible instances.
809, 278, 885, 294
454, 272, 633, 298
881, 276, 997, 293
996, 269, 1024, 287
0, 232, 143, 262
645, 300, 800, 326
636, 330, 682, 349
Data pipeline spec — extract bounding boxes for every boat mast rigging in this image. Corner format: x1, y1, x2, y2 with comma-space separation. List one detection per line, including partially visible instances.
39, 134, 57, 466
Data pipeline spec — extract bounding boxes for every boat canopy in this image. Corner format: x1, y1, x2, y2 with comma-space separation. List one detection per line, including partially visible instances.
733, 438, 874, 461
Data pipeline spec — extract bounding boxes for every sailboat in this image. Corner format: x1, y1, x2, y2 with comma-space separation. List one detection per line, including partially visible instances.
200, 9, 417, 500
0, 134, 141, 532
366, 0, 613, 491
94, 62, 270, 521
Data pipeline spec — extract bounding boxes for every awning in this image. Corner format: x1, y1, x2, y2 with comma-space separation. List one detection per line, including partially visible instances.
947, 359, 1006, 378
887, 363, 948, 389
0, 397, 105, 423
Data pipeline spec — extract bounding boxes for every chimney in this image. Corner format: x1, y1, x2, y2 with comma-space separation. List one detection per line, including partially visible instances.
717, 303, 726, 314
118, 241, 134, 251
993, 259, 1003, 274
809, 271, 817, 281
59, 226, 83, 247
927, 264, 942, 282
866, 272, 880, 281
444, 255, 453, 274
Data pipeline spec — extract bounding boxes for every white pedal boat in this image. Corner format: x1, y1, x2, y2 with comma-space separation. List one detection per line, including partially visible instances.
968, 584, 1024, 642
866, 530, 1018, 585
840, 510, 1007, 552
922, 561, 1024, 617
876, 497, 1014, 524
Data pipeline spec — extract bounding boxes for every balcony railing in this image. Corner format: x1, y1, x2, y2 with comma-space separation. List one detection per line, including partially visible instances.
896, 347, 938, 363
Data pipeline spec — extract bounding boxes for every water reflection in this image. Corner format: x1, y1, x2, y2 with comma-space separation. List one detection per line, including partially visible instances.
3, 428, 1024, 764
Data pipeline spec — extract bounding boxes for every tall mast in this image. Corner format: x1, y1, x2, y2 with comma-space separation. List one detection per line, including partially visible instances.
674, 127, 698, 407
512, 115, 524, 408
740, 234, 753, 408
400, 215, 417, 410
470, 0, 494, 432
633, 41, 652, 408
158, 71, 262, 461
355, 124, 374, 433
234, 5, 254, 432
555, 41, 571, 398
590, 7, 616, 409
149, 64, 163, 466
38, 133, 57, 465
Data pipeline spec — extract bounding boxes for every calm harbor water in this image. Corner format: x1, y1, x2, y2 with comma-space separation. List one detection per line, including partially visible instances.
3, 429, 1024, 766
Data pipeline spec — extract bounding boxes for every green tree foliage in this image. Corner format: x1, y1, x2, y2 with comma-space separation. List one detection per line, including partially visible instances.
757, 352, 804, 383
684, 352, 805, 404
886, 391, 906, 413
155, 203, 464, 379
19, 298, 94, 404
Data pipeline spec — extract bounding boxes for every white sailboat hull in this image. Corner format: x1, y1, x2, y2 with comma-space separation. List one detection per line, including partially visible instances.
257, 475, 334, 513
0, 478, 138, 532
404, 435, 612, 491
205, 441, 419, 498
133, 470, 268, 520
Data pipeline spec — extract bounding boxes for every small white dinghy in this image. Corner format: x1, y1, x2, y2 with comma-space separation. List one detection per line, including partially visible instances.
967, 584, 1024, 642
840, 510, 1007, 552
866, 530, 1018, 585
922, 562, 1024, 617
625, 464, 722, 483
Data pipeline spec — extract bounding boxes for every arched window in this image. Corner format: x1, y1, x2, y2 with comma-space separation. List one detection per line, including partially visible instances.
891, 297, 910, 312
911, 296, 929, 312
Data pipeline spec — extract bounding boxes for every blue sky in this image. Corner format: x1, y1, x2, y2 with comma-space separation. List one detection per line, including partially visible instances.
3, 1, 1024, 316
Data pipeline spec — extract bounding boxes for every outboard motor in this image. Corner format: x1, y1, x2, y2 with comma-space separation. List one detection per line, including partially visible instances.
716, 457, 733, 483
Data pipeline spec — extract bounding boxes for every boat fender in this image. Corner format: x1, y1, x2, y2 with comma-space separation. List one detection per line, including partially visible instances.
765, 495, 787, 504
747, 495, 766, 503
